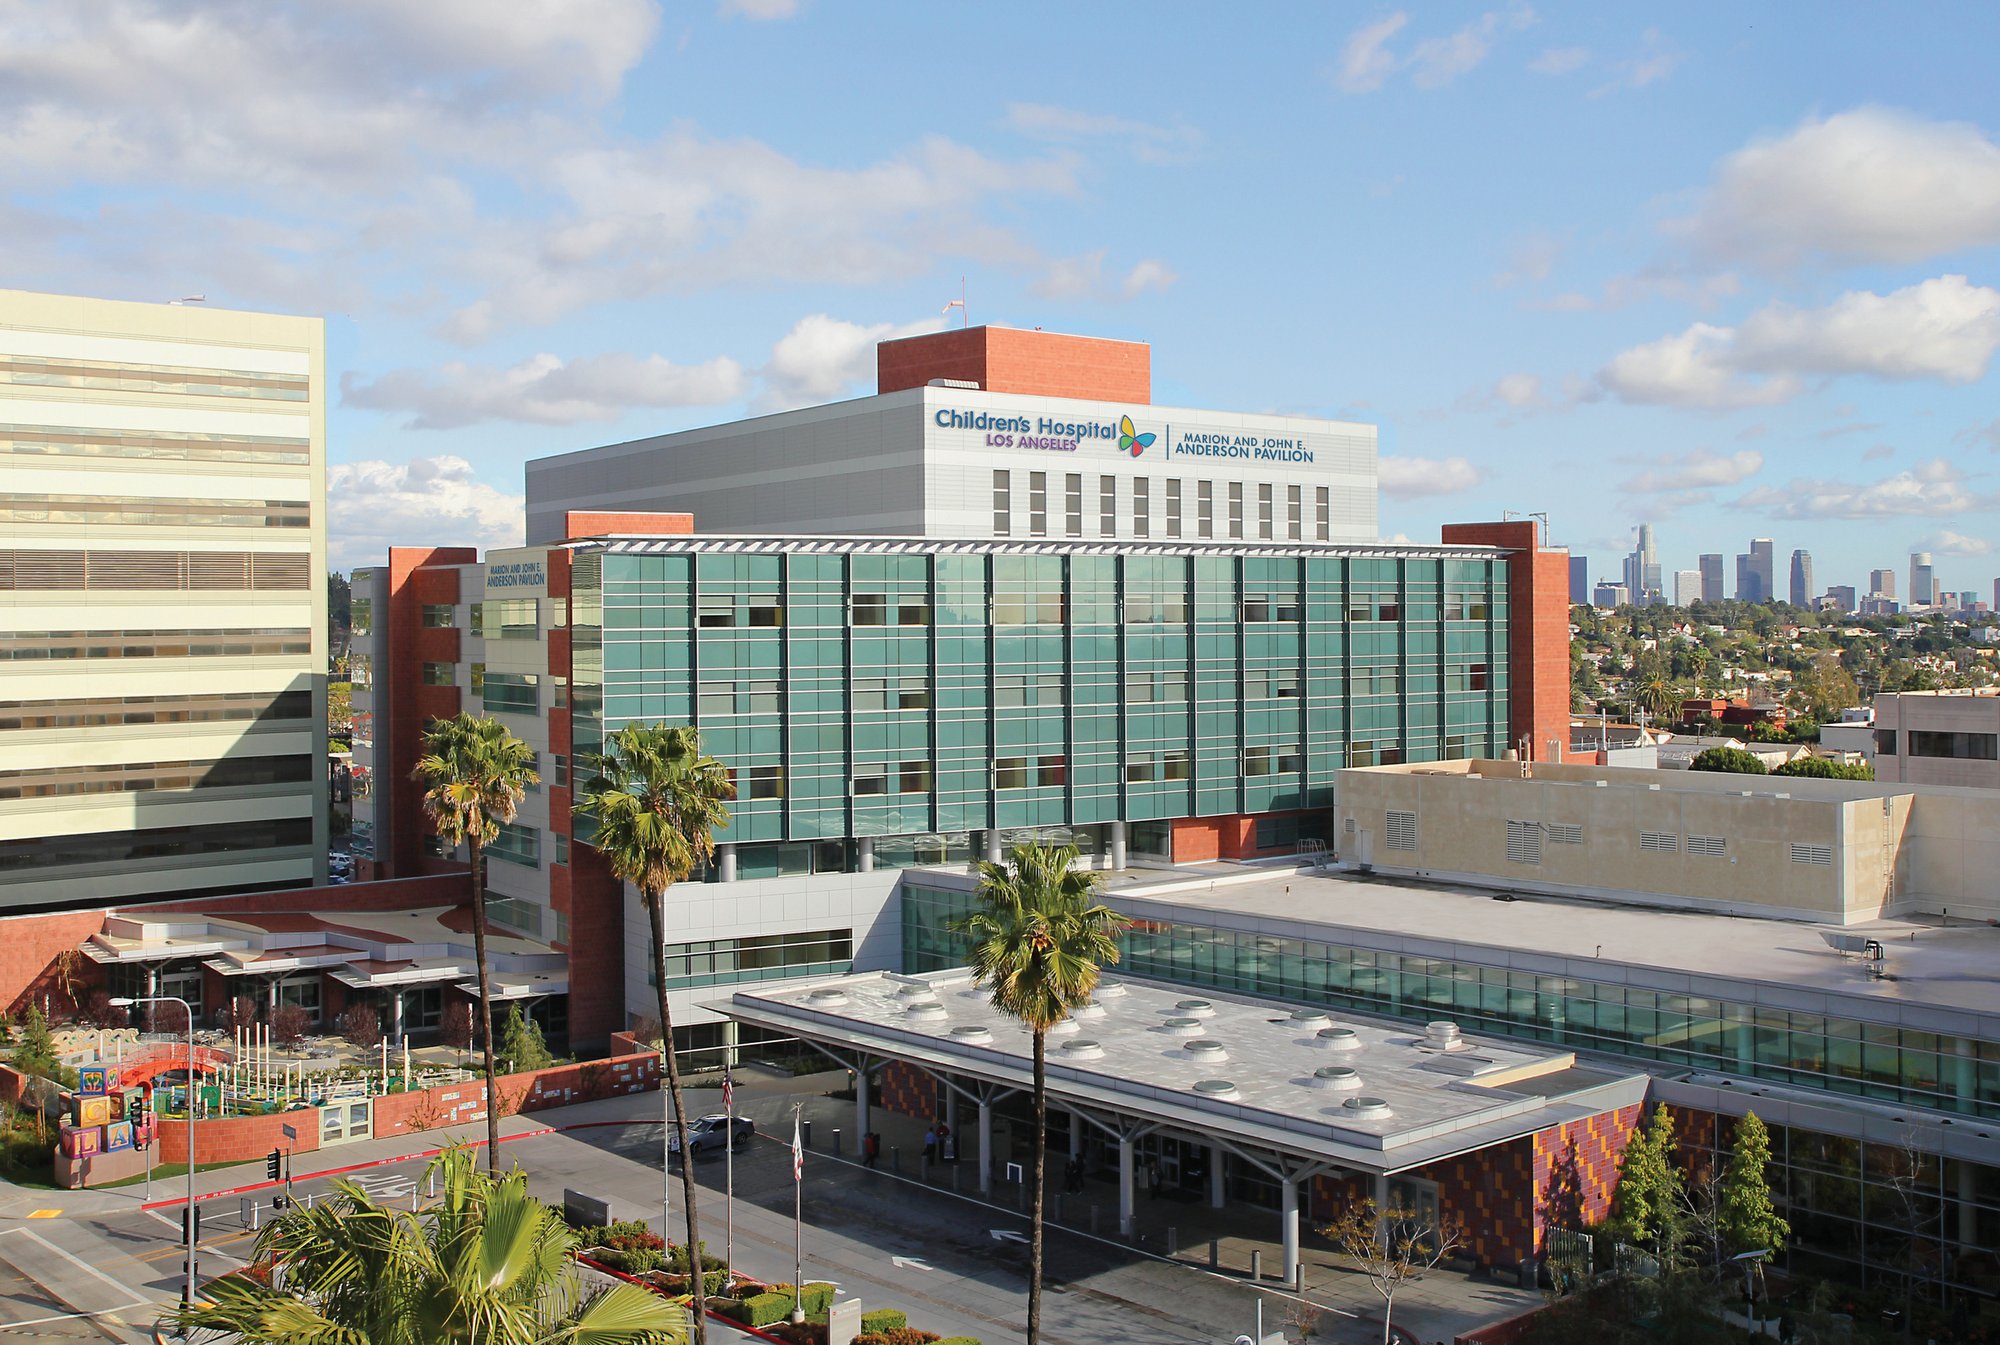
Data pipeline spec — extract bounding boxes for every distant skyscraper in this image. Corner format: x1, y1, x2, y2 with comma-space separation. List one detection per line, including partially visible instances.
1674, 569, 1702, 606
1751, 538, 1775, 604
1593, 581, 1630, 608
1870, 568, 1897, 601
1569, 554, 1589, 604
1789, 549, 1814, 607
1911, 552, 1936, 607
1699, 553, 1724, 603
1621, 523, 1662, 606
1827, 585, 1857, 614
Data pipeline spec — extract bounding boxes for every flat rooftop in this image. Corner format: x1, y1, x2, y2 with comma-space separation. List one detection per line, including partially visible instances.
724, 968, 1645, 1175
1081, 865, 2000, 1028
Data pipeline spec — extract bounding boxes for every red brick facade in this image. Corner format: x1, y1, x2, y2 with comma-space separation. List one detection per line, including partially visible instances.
1170, 809, 1324, 863
1532, 1103, 1642, 1240
563, 511, 694, 540
877, 1059, 934, 1119
877, 326, 1151, 404
1441, 521, 1572, 764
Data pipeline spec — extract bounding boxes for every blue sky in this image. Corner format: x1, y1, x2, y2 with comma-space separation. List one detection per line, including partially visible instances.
6, 2, 2000, 594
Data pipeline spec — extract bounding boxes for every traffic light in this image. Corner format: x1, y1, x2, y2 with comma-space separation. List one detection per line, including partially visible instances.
266, 1150, 282, 1181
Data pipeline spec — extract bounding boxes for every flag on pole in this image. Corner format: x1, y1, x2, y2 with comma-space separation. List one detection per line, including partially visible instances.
791, 1111, 804, 1182
722, 1065, 733, 1114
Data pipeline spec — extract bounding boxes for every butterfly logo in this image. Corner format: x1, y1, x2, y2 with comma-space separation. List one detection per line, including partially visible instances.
1118, 414, 1156, 458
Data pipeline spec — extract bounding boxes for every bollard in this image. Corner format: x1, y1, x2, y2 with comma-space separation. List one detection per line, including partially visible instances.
803, 1119, 813, 1148
1250, 1250, 1263, 1282
951, 1163, 961, 1192
833, 1127, 842, 1156
1017, 1181, 1027, 1212
1168, 1227, 1178, 1257
429, 1171, 437, 1199
1209, 1239, 1219, 1269
892, 1145, 901, 1174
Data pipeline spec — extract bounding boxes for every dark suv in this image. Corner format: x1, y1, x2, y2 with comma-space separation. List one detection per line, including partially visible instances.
669, 1113, 755, 1156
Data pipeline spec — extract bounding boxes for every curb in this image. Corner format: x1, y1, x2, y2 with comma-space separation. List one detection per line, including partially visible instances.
137, 1125, 558, 1210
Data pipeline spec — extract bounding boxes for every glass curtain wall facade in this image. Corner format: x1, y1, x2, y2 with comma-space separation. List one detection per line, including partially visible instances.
568, 542, 1508, 846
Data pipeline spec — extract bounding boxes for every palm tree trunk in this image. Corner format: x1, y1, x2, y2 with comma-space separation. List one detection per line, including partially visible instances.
1028, 1026, 1046, 1345
648, 886, 707, 1345
467, 837, 502, 1173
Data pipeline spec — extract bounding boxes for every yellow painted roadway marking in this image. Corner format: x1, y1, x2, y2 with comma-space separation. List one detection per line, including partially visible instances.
26, 1210, 59, 1218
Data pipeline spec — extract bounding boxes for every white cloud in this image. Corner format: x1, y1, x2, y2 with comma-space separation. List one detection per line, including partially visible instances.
1120, 258, 1179, 299
1734, 458, 1987, 520
761, 314, 941, 411
1529, 46, 1589, 74
1597, 323, 1800, 409
1594, 276, 2000, 408
1531, 265, 1739, 313
1862, 443, 1896, 461
1589, 28, 1683, 95
1333, 13, 1409, 93
1032, 251, 1180, 302
1921, 529, 1993, 558
719, 0, 799, 18
1380, 455, 1483, 497
1002, 103, 1202, 163
1677, 107, 2000, 267
341, 351, 747, 429
1733, 275, 2000, 383
1494, 232, 1562, 288
1617, 448, 1763, 493
1332, 6, 1535, 93
327, 455, 525, 570
1494, 373, 1544, 407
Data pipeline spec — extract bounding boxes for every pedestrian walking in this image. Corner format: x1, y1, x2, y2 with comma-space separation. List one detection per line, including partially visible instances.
863, 1132, 880, 1168
1146, 1159, 1162, 1199
923, 1126, 938, 1164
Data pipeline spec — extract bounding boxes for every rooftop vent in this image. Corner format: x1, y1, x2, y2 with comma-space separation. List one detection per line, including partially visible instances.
904, 998, 948, 1022
1162, 1016, 1206, 1038
1310, 1065, 1364, 1091
1341, 1095, 1393, 1120
1096, 980, 1129, 998
1061, 1039, 1105, 1060
896, 982, 933, 998
949, 1026, 993, 1045
1046, 1018, 1079, 1037
927, 377, 981, 390
807, 989, 848, 1007
1184, 1040, 1229, 1063
1418, 1021, 1466, 1052
1192, 1079, 1239, 1099
1290, 1009, 1332, 1028
1174, 999, 1217, 1019
1072, 1003, 1107, 1020
1314, 1027, 1364, 1051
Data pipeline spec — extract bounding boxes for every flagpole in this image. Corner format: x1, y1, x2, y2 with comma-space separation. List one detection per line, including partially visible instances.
790, 1103, 804, 1325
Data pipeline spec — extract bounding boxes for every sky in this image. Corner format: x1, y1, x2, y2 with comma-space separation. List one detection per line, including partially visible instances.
5, 2, 2000, 593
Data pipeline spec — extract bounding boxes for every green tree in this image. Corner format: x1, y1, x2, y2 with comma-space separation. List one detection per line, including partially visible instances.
1716, 1111, 1789, 1258
500, 1005, 553, 1073
414, 714, 540, 1172
176, 1146, 685, 1344
1793, 651, 1861, 721
1606, 1103, 1685, 1251
576, 723, 734, 1345
952, 841, 1125, 1345
1688, 746, 1769, 775
1636, 673, 1681, 725
1773, 756, 1874, 780
10, 1004, 58, 1079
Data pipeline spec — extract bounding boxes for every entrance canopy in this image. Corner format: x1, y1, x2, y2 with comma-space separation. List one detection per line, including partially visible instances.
722, 968, 1646, 1179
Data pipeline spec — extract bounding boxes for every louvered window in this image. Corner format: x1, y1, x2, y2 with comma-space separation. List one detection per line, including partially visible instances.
1505, 820, 1542, 866
1790, 843, 1833, 866
1687, 834, 1728, 858
1546, 823, 1584, 846
1385, 810, 1417, 851
1640, 830, 1679, 852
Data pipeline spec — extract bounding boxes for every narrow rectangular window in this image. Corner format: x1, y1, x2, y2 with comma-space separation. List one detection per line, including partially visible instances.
1132, 478, 1150, 538
1258, 483, 1274, 539
1165, 479, 1182, 538
1065, 473, 1082, 538
1028, 471, 1047, 536
1228, 482, 1244, 539
993, 470, 1011, 537
1287, 485, 1303, 540
1316, 487, 1331, 541
1100, 476, 1117, 537
1198, 481, 1214, 539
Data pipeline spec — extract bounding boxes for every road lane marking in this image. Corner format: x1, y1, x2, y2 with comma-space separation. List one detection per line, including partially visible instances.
25, 1210, 59, 1219
0, 1225, 145, 1310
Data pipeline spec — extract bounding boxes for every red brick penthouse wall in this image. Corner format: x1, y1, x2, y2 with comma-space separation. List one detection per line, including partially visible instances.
877, 326, 1152, 404
1441, 521, 1572, 764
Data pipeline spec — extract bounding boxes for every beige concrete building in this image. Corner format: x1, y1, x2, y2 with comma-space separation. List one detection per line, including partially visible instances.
0, 289, 327, 913
1336, 758, 2000, 924
1875, 689, 2000, 789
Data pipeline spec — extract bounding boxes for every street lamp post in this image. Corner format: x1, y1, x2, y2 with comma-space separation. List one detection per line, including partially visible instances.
1734, 1248, 1770, 1334
113, 996, 196, 1312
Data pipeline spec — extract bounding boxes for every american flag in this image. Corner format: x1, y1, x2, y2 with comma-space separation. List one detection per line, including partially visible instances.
721, 1066, 733, 1114
791, 1111, 804, 1182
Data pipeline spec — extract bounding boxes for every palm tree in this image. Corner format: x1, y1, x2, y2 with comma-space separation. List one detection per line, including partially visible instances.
414, 713, 539, 1172
574, 723, 733, 1345
176, 1146, 686, 1344
1636, 672, 1681, 727
952, 840, 1125, 1345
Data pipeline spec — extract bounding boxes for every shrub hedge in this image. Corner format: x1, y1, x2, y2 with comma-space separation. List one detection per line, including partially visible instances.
861, 1310, 908, 1334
